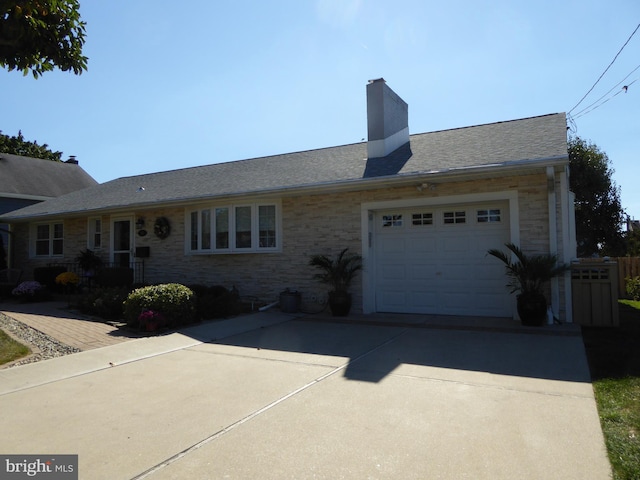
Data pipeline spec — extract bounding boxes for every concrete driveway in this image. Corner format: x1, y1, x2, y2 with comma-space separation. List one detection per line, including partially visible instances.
0, 312, 611, 479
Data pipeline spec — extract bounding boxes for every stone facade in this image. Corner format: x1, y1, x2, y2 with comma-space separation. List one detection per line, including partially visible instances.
9, 169, 573, 319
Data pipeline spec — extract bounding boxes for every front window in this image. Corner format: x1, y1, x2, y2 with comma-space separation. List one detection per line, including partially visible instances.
235, 206, 252, 249
259, 205, 276, 248
34, 222, 64, 257
215, 207, 229, 249
188, 202, 280, 254
88, 217, 102, 250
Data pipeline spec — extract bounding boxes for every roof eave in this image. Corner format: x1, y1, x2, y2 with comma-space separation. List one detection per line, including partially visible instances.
0, 155, 568, 222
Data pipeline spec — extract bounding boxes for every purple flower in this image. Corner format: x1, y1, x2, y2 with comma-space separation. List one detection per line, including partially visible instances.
12, 281, 43, 297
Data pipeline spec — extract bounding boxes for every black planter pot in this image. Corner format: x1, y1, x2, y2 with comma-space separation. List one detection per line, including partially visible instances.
328, 291, 352, 317
517, 291, 547, 327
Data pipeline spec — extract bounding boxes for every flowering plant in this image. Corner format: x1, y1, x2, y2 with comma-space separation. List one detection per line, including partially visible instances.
55, 271, 80, 286
12, 281, 44, 297
138, 310, 166, 332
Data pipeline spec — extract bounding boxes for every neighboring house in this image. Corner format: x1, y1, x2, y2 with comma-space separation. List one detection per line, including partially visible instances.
0, 79, 577, 321
0, 154, 97, 267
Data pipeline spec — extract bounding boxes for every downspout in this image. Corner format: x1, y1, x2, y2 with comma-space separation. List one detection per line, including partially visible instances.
547, 166, 560, 319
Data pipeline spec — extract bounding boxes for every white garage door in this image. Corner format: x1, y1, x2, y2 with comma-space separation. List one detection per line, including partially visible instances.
374, 202, 511, 317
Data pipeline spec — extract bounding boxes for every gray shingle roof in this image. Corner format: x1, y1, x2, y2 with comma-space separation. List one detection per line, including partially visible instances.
0, 154, 97, 198
0, 113, 567, 221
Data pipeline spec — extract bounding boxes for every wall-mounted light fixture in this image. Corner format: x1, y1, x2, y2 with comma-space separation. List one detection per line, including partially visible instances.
135, 217, 145, 230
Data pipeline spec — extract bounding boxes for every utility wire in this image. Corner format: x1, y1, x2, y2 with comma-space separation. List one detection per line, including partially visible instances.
572, 63, 640, 117
568, 23, 640, 114
573, 77, 639, 119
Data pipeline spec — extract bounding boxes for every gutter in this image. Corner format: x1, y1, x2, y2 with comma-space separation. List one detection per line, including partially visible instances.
0, 154, 568, 223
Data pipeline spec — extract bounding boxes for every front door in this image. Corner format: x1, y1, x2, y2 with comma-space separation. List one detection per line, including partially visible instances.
112, 217, 133, 267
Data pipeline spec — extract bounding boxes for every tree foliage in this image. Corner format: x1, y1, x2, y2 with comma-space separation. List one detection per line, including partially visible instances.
0, 0, 87, 78
0, 130, 62, 160
624, 229, 640, 257
569, 136, 624, 257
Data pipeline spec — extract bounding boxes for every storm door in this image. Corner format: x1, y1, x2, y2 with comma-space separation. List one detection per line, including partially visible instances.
111, 217, 133, 267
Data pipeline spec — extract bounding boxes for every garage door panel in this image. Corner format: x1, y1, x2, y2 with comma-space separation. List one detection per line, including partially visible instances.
378, 236, 406, 255
378, 263, 407, 281
409, 262, 438, 280
374, 202, 512, 317
439, 236, 470, 254
473, 235, 507, 254
472, 293, 511, 314
377, 290, 411, 310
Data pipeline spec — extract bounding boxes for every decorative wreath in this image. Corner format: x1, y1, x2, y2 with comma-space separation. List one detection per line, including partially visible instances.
154, 217, 171, 239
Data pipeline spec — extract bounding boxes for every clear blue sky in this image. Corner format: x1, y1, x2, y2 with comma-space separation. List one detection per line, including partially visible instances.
3, 1, 640, 219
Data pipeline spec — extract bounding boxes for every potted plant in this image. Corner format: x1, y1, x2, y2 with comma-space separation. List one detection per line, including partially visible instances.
487, 243, 567, 326
309, 248, 363, 316
76, 249, 103, 275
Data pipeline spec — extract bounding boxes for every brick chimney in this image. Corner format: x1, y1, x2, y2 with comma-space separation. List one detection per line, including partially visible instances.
366, 78, 409, 158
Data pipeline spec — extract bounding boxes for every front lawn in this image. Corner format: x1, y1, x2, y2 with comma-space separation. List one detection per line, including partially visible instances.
582, 301, 640, 480
0, 329, 31, 365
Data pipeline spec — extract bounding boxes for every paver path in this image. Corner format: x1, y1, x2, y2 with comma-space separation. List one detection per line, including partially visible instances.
0, 301, 136, 351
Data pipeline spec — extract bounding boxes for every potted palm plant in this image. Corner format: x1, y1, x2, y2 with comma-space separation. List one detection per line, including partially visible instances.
76, 249, 103, 275
487, 243, 567, 326
309, 248, 363, 316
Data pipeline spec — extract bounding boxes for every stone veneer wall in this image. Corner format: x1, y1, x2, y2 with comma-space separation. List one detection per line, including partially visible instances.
10, 171, 570, 317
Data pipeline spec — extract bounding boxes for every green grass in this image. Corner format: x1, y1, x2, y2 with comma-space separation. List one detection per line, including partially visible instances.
593, 377, 640, 479
0, 328, 31, 365
619, 299, 640, 310
583, 300, 640, 480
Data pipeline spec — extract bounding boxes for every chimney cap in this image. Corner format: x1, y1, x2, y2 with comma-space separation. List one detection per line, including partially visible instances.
368, 77, 385, 84
65, 155, 78, 165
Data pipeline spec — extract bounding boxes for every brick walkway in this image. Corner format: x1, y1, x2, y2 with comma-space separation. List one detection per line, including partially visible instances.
0, 300, 138, 351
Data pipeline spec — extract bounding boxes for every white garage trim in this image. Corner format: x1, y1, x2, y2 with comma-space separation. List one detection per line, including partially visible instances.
547, 166, 560, 321
361, 190, 519, 314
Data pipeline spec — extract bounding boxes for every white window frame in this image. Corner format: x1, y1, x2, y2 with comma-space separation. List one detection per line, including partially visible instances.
477, 208, 502, 223
186, 200, 281, 254
87, 216, 103, 250
31, 221, 64, 258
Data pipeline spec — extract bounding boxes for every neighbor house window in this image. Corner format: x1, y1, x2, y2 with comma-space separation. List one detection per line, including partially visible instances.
34, 222, 64, 257
187, 202, 280, 254
88, 217, 102, 250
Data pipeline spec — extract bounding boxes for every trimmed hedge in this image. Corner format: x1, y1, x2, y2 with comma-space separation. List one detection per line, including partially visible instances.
123, 283, 196, 328
192, 285, 241, 319
77, 287, 130, 320
94, 267, 133, 288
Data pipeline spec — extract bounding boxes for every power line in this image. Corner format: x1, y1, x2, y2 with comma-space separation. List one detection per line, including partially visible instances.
573, 77, 638, 120
572, 63, 640, 117
568, 23, 640, 114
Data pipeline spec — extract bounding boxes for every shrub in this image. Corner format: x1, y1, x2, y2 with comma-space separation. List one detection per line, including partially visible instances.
94, 267, 134, 288
55, 272, 79, 291
123, 283, 196, 328
12, 281, 51, 302
77, 287, 129, 320
626, 276, 640, 301
212, 286, 242, 317
34, 266, 67, 291
191, 285, 242, 320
